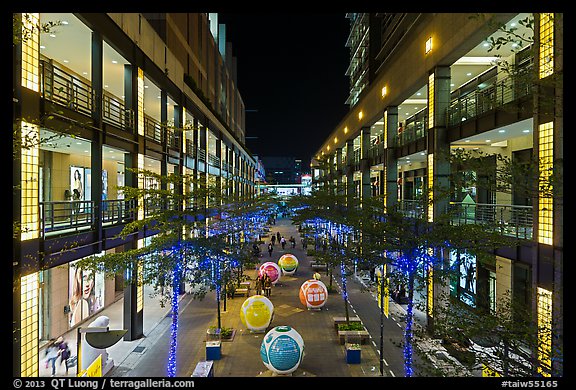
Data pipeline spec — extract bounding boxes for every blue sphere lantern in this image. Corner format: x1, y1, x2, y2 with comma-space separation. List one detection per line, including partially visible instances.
260, 326, 305, 375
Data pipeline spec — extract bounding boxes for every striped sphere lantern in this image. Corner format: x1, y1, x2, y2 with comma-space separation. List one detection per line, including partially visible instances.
278, 254, 299, 275
259, 261, 281, 284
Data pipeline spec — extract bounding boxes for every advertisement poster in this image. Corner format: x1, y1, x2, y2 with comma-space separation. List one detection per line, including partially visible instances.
450, 249, 477, 307
68, 260, 105, 328
70, 166, 84, 202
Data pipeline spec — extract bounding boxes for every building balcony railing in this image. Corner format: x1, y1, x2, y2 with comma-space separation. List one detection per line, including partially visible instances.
447, 202, 533, 240
208, 153, 220, 167
446, 68, 533, 126
396, 200, 533, 240
40, 199, 137, 237
102, 91, 134, 131
397, 199, 425, 219
40, 59, 93, 117
40, 60, 135, 131
101, 199, 137, 226
40, 200, 94, 237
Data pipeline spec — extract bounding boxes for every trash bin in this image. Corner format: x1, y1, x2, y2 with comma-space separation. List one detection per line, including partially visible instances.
345, 344, 361, 364
206, 341, 221, 360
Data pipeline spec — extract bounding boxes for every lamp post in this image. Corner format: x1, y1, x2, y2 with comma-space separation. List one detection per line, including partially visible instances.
76, 324, 127, 376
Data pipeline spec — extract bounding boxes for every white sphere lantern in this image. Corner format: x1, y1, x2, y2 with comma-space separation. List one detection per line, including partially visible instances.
260, 325, 305, 375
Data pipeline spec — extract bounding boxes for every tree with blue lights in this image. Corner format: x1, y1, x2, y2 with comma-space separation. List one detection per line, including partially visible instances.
75, 168, 274, 376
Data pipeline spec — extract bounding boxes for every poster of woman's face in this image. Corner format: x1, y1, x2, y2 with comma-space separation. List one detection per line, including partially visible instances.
68, 260, 104, 328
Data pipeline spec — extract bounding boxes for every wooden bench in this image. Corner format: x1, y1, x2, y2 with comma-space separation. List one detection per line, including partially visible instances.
338, 330, 370, 345
311, 262, 327, 271
333, 316, 362, 330
233, 288, 249, 297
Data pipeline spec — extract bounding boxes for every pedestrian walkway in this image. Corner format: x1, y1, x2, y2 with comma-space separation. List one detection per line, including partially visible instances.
37, 216, 463, 378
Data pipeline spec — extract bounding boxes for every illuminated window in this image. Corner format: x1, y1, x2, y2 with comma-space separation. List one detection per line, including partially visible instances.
21, 13, 40, 92
428, 73, 435, 129
20, 273, 39, 377
344, 126, 348, 134
425, 37, 433, 54
358, 111, 363, 120
537, 287, 552, 376
539, 13, 554, 79
538, 122, 553, 245
427, 153, 434, 222
138, 68, 145, 136
381, 86, 387, 97
21, 121, 39, 241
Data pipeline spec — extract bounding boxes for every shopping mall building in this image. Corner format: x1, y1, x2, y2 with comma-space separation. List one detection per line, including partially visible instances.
311, 13, 562, 375
13, 13, 257, 376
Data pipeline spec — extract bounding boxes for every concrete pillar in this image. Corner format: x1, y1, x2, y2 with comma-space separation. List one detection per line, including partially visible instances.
346, 139, 355, 205
385, 107, 399, 209
360, 126, 371, 202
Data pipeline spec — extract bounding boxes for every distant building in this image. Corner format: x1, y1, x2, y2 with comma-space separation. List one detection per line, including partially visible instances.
261, 156, 302, 185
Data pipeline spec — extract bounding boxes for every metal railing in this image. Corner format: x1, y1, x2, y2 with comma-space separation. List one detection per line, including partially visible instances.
394, 115, 427, 147
144, 116, 162, 143
398, 199, 425, 219
102, 199, 137, 225
197, 148, 206, 162
102, 91, 134, 131
40, 200, 94, 236
208, 153, 220, 167
447, 68, 533, 126
447, 202, 533, 240
40, 60, 93, 116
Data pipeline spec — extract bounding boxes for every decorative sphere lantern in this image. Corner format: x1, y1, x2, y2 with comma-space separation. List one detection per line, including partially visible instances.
260, 325, 305, 375
278, 254, 299, 275
240, 295, 274, 332
299, 279, 328, 309
259, 262, 281, 284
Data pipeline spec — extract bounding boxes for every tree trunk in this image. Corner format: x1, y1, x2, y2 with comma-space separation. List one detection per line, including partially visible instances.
404, 269, 416, 377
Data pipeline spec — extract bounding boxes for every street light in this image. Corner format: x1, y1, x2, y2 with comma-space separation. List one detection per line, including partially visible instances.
76, 321, 127, 376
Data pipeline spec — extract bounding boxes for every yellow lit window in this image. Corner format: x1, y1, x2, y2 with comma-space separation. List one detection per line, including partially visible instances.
21, 121, 39, 241
21, 13, 40, 92
538, 122, 553, 245
138, 68, 145, 136
20, 273, 39, 377
428, 73, 435, 129
539, 13, 554, 79
427, 153, 434, 222
425, 37, 433, 54
537, 287, 552, 377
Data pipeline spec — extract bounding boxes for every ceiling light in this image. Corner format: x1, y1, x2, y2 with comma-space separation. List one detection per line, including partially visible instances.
40, 45, 45, 49
485, 140, 491, 142
49, 34, 56, 38
523, 129, 530, 133
465, 140, 470, 143
416, 92, 421, 96
82, 72, 87, 75
466, 72, 472, 76
451, 83, 455, 87
499, 130, 506, 133
112, 60, 118, 64
61, 21, 69, 25
483, 43, 489, 47
63, 60, 69, 63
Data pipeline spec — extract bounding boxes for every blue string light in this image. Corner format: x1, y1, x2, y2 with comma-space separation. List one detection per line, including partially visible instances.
167, 254, 182, 377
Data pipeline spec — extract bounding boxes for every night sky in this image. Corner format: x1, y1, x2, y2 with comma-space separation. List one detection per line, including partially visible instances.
218, 13, 351, 170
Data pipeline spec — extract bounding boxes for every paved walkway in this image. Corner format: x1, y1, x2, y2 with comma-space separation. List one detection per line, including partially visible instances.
38, 216, 449, 378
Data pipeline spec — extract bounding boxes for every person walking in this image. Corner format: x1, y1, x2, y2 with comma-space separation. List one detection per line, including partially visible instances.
57, 336, 71, 375
44, 339, 60, 377
280, 236, 286, 250
264, 274, 272, 297
255, 276, 262, 297
290, 236, 296, 248
268, 242, 273, 257
276, 232, 281, 243
271, 234, 276, 246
